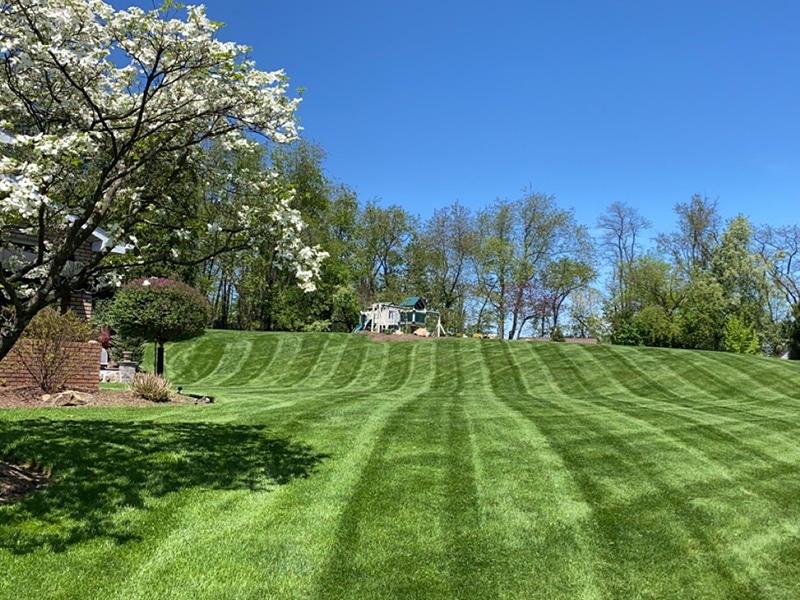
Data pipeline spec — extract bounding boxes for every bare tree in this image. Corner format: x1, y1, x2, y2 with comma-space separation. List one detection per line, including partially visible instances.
597, 201, 651, 313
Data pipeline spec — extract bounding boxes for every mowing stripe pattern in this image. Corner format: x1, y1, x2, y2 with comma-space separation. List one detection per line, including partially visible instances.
2, 330, 800, 600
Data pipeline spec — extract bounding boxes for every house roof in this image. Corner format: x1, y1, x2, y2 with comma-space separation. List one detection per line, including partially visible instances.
66, 216, 127, 254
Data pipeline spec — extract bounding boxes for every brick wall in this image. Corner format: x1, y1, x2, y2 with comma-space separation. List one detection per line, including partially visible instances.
0, 341, 101, 392
61, 291, 93, 321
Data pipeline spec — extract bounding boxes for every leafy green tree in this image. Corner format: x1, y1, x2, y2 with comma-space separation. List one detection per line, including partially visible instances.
710, 216, 771, 345
201, 141, 361, 333
616, 254, 685, 347
539, 254, 596, 333
404, 202, 477, 334
474, 199, 516, 338
566, 288, 605, 339
355, 201, 417, 304
109, 278, 211, 375
475, 191, 591, 339
657, 195, 721, 276
633, 305, 679, 348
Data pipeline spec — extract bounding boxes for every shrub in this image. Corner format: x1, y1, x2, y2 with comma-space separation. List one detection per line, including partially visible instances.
109, 334, 146, 364
14, 308, 91, 393
128, 372, 172, 402
550, 325, 566, 342
302, 319, 331, 333
108, 278, 211, 374
723, 315, 760, 355
97, 327, 112, 350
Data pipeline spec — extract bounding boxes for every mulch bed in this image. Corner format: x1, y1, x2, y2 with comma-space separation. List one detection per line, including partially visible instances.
0, 460, 49, 505
0, 385, 196, 409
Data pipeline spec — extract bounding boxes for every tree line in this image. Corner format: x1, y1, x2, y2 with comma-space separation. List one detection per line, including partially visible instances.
146, 139, 799, 357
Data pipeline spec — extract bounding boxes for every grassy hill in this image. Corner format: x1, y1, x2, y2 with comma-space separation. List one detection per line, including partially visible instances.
2, 331, 800, 599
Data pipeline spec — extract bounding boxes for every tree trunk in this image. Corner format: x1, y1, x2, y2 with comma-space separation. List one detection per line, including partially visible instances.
155, 342, 165, 376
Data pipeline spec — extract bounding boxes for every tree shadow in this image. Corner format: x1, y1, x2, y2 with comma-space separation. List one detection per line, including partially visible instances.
0, 418, 329, 554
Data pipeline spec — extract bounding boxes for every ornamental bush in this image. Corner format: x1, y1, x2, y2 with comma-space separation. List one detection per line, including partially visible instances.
108, 278, 211, 374
15, 308, 91, 393
128, 372, 172, 403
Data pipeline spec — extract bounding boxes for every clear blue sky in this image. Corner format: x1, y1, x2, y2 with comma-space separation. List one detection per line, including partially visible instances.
115, 0, 800, 240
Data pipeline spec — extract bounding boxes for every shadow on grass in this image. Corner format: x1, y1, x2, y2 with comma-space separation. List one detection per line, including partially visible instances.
0, 418, 329, 554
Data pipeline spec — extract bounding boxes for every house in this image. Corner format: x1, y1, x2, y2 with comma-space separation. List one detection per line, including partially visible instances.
355, 297, 444, 336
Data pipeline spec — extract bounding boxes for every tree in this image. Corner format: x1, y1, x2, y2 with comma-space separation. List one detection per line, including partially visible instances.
354, 201, 416, 304
474, 199, 516, 338
404, 202, 477, 334
538, 252, 596, 334
566, 288, 605, 339
723, 315, 760, 355
755, 224, 800, 306
200, 139, 361, 333
473, 192, 591, 339
788, 303, 800, 359
108, 278, 211, 375
657, 195, 721, 275
754, 224, 800, 353
505, 193, 585, 339
616, 253, 686, 348
710, 216, 770, 346
0, 1, 326, 361
597, 201, 651, 314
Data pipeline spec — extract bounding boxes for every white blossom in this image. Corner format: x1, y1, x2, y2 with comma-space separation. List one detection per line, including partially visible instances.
0, 0, 324, 315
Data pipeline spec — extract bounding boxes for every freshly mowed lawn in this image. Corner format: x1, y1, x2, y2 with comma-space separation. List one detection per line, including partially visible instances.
2, 331, 800, 599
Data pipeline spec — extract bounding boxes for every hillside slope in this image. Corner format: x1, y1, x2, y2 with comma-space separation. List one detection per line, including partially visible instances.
165, 330, 800, 405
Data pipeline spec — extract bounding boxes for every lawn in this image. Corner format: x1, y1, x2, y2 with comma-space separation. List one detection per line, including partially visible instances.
1, 331, 800, 599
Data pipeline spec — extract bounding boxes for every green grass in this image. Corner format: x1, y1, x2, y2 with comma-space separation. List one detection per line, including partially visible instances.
2, 331, 800, 599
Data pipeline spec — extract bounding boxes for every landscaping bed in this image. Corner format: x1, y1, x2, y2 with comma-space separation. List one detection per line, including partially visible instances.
0, 385, 195, 408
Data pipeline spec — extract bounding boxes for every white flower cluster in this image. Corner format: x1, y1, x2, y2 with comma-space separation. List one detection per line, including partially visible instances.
232, 176, 329, 292
1, 0, 324, 292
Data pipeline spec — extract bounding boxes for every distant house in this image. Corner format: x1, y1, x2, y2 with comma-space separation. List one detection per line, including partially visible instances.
355, 297, 443, 336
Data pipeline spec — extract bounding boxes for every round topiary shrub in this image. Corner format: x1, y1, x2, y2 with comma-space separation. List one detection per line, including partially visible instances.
108, 278, 211, 374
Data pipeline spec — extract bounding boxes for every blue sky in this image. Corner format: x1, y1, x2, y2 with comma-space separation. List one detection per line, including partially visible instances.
115, 1, 799, 240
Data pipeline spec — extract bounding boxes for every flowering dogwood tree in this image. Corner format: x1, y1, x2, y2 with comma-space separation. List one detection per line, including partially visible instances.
0, 0, 327, 360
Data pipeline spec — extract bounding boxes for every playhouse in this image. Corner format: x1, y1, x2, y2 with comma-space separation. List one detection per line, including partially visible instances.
354, 296, 443, 336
